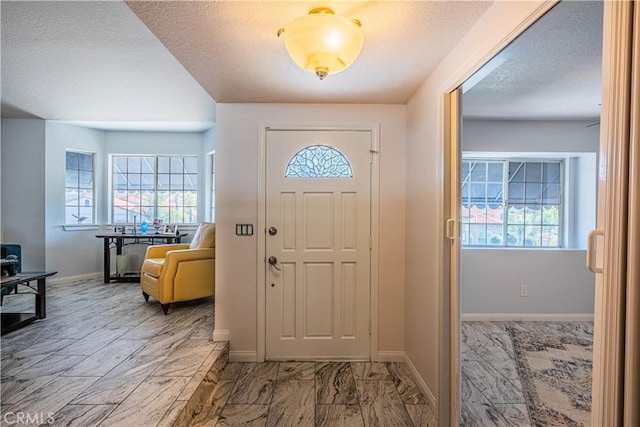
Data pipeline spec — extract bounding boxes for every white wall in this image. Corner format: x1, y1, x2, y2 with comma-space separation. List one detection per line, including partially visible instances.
215, 103, 406, 357
461, 249, 594, 315
405, 0, 554, 418
45, 122, 105, 278
460, 120, 596, 315
1, 119, 47, 270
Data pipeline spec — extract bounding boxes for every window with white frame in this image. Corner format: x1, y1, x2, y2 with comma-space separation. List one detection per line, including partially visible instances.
210, 152, 216, 222
112, 156, 198, 224
461, 159, 563, 247
65, 150, 95, 224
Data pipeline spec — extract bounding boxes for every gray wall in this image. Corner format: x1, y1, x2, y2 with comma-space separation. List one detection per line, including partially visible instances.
463, 120, 600, 153
1, 119, 47, 270
45, 122, 105, 278
203, 126, 216, 222
461, 249, 595, 314
0, 120, 213, 280
461, 119, 597, 315
567, 155, 597, 249
0, 120, 2, 243
203, 126, 215, 153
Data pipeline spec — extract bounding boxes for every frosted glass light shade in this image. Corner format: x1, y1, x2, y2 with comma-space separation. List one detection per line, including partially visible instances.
279, 8, 364, 80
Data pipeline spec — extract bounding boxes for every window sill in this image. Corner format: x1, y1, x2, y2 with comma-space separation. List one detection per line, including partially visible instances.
63, 224, 100, 232
105, 224, 200, 233
461, 246, 575, 251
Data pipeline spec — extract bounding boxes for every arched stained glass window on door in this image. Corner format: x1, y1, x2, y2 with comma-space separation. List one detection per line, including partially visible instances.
285, 145, 353, 178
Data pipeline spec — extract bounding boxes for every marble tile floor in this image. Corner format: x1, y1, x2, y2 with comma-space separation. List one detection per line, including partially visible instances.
460, 320, 593, 427
1, 278, 592, 427
187, 360, 438, 427
0, 277, 219, 427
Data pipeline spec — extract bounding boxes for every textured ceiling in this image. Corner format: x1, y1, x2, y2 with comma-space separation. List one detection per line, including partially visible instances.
463, 1, 603, 120
1, 1, 603, 126
1, 1, 216, 126
125, 1, 493, 104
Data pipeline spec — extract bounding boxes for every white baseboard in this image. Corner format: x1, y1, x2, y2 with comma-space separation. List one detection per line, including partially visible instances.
266, 356, 368, 361
462, 313, 594, 321
48, 272, 101, 285
213, 329, 230, 341
403, 353, 438, 415
377, 351, 406, 362
229, 351, 258, 362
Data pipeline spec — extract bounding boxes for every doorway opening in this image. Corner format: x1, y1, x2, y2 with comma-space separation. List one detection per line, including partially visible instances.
453, 1, 602, 424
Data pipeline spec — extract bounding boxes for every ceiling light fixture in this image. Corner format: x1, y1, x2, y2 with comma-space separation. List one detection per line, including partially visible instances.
277, 7, 364, 80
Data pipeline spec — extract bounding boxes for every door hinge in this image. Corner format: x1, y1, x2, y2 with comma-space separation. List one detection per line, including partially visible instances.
369, 320, 372, 334
369, 235, 372, 249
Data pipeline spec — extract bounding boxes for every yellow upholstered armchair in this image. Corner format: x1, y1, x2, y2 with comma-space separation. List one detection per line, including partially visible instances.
140, 222, 215, 314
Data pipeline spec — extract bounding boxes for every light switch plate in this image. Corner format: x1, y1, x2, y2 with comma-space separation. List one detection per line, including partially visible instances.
235, 224, 254, 236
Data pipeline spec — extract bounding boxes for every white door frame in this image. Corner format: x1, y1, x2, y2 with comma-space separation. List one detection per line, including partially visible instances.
257, 123, 380, 362
623, 5, 640, 424
437, 2, 558, 424
442, 1, 635, 424
443, 89, 462, 425
591, 1, 636, 425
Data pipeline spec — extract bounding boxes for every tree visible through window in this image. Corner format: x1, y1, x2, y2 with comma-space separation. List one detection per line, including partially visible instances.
461, 159, 562, 247
65, 151, 95, 224
112, 156, 198, 224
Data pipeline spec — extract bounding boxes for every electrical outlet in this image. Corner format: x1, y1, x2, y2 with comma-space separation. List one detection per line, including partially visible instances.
520, 285, 528, 297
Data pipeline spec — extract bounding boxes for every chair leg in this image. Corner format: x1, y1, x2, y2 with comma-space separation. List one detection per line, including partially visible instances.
161, 303, 170, 315
142, 291, 149, 301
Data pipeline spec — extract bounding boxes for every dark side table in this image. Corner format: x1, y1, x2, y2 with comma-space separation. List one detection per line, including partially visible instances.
1, 271, 57, 335
95, 233, 187, 283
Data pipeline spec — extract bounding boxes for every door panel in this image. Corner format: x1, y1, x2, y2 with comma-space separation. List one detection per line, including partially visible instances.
265, 130, 372, 359
342, 193, 357, 250
281, 193, 296, 250
341, 262, 357, 338
304, 193, 334, 249
304, 262, 333, 337
281, 262, 296, 338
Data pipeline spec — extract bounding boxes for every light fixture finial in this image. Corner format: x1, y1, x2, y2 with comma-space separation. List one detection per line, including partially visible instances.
315, 67, 329, 80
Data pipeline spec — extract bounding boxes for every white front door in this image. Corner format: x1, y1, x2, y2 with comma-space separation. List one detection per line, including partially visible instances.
265, 129, 372, 360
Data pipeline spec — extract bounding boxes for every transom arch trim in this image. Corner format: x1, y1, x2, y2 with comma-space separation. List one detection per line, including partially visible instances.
285, 144, 354, 178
